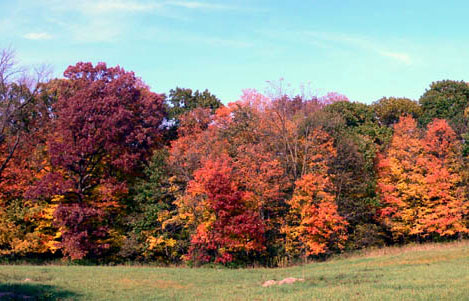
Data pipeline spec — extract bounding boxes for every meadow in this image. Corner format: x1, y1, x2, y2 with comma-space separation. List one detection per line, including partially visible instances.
0, 240, 468, 300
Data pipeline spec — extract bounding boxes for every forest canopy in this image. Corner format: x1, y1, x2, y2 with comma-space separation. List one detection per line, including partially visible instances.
0, 50, 468, 266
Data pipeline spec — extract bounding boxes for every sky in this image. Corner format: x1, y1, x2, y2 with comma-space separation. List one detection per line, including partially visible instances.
2, 0, 469, 104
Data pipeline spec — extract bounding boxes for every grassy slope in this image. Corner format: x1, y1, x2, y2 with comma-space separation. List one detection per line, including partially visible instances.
0, 241, 468, 300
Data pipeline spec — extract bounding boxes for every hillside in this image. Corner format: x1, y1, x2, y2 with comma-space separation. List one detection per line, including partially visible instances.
1, 241, 468, 300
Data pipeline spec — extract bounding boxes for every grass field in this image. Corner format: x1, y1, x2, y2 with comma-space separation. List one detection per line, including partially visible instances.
0, 241, 468, 300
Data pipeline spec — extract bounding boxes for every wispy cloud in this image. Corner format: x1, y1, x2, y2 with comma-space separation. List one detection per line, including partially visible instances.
142, 26, 252, 48
23, 32, 53, 40
51, 0, 236, 14
379, 51, 411, 65
168, 1, 235, 10
90, 0, 161, 13
305, 31, 413, 65
70, 21, 122, 43
186, 35, 252, 48
37, 0, 240, 43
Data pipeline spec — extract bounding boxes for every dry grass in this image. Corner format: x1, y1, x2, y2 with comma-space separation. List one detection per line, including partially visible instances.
334, 239, 469, 260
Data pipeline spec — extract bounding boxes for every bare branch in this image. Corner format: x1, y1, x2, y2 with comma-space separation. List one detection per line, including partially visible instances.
0, 133, 20, 178
0, 47, 26, 85
0, 46, 51, 181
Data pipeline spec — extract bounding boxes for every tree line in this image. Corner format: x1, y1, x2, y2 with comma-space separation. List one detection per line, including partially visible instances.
0, 50, 468, 266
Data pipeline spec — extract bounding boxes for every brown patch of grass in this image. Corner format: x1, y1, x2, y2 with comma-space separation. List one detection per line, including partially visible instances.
333, 240, 469, 262
360, 253, 467, 267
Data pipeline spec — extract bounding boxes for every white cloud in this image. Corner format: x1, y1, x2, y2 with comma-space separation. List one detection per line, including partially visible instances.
23, 32, 53, 40
190, 36, 252, 48
47, 0, 161, 15
42, 0, 238, 42
50, 0, 235, 14
305, 31, 413, 65
142, 27, 252, 48
91, 0, 161, 12
70, 21, 122, 43
168, 1, 234, 10
22, 0, 241, 44
379, 51, 412, 65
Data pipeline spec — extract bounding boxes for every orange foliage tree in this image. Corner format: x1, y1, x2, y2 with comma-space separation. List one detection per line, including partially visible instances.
417, 119, 468, 237
378, 116, 468, 240
377, 116, 426, 240
0, 132, 58, 256
283, 129, 348, 257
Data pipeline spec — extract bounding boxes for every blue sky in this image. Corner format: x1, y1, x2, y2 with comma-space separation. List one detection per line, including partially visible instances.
2, 0, 469, 104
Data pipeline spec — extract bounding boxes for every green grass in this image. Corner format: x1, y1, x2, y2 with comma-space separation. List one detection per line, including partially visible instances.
1, 241, 468, 300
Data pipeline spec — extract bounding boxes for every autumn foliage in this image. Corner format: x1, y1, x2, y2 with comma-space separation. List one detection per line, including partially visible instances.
0, 57, 468, 265
285, 173, 347, 257
378, 116, 468, 241
283, 129, 348, 257
183, 157, 265, 264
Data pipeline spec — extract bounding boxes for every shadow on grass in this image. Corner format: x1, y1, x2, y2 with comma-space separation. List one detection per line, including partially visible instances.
0, 283, 80, 300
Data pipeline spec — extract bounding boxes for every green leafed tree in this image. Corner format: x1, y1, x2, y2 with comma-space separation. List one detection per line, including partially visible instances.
372, 97, 422, 127
419, 80, 469, 134
164, 87, 223, 141
167, 87, 222, 119
324, 100, 391, 249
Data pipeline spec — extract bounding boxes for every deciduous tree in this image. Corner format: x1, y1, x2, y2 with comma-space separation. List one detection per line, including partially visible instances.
378, 116, 468, 240
183, 157, 265, 264
283, 129, 347, 258
32, 62, 165, 259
